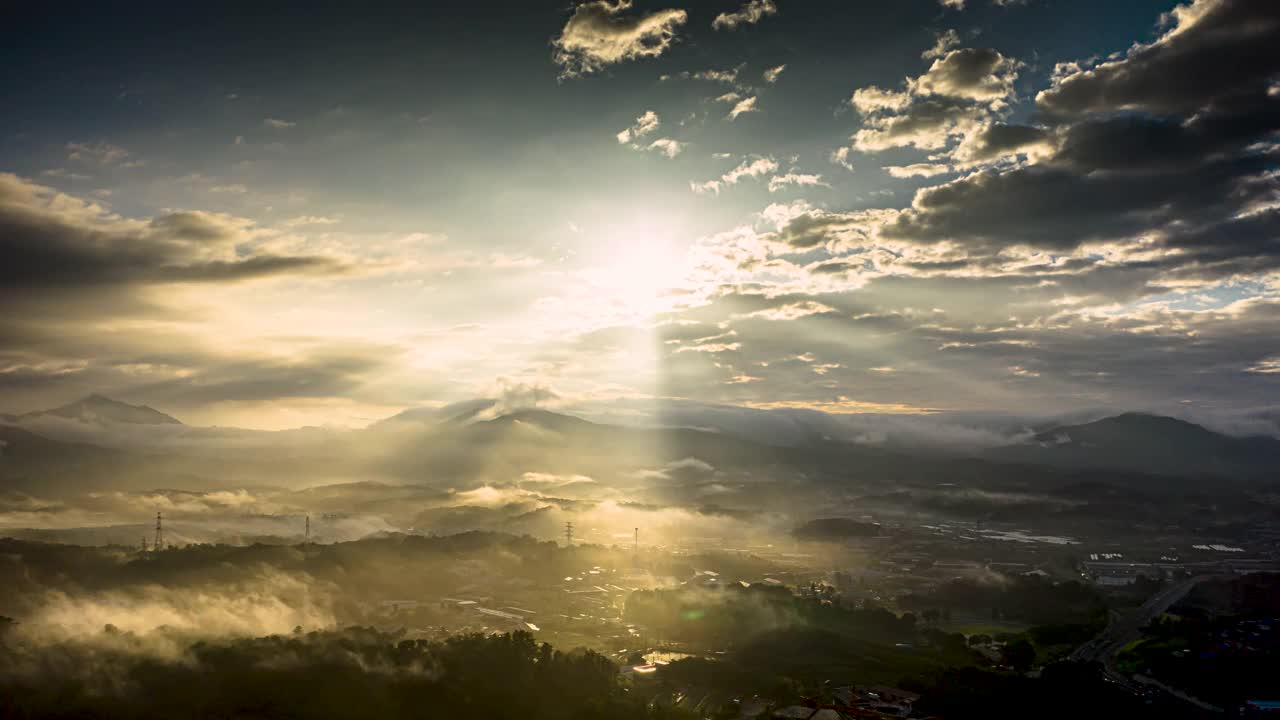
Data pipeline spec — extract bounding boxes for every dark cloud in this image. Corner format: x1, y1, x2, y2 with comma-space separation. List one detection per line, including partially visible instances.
882, 153, 1275, 252
126, 348, 395, 407
952, 123, 1053, 163
1051, 98, 1280, 173
1036, 0, 1280, 117
0, 174, 348, 299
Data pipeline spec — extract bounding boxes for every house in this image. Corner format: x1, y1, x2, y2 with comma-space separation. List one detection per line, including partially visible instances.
738, 697, 771, 719
855, 686, 920, 717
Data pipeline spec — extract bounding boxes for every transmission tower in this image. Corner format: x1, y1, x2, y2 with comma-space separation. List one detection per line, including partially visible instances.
564, 521, 573, 547
154, 511, 163, 551
305, 515, 310, 543
141, 536, 148, 552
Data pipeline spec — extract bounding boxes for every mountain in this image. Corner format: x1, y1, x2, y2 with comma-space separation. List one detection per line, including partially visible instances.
19, 394, 182, 426
370, 398, 499, 428
987, 412, 1280, 478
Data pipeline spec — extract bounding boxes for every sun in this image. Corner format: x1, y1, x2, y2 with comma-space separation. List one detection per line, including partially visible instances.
584, 217, 692, 319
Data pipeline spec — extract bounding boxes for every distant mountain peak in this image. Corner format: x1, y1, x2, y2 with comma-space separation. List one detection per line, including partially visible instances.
1041, 412, 1217, 442
489, 408, 592, 430
997, 410, 1280, 478
25, 394, 183, 425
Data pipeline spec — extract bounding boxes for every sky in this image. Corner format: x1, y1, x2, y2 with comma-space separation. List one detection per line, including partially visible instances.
1, 0, 1278, 430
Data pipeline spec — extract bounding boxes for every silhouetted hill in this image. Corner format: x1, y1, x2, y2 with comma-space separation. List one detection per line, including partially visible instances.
371, 398, 499, 428
988, 412, 1280, 478
20, 394, 182, 425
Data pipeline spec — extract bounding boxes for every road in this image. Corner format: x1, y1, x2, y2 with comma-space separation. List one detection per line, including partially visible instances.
1071, 574, 1226, 712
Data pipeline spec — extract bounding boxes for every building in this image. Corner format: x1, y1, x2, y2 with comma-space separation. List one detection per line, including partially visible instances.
772, 707, 816, 719
1245, 700, 1280, 717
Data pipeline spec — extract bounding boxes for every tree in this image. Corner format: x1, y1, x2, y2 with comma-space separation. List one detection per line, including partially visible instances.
1001, 637, 1036, 672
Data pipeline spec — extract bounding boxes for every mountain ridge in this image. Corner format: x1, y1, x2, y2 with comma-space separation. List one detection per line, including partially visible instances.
17, 394, 183, 426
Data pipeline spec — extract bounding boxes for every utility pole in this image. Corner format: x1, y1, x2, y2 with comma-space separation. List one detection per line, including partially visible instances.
305, 515, 310, 543
564, 521, 573, 547
154, 511, 163, 551
634, 527, 639, 553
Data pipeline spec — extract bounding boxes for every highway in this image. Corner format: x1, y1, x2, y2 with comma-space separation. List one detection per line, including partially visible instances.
1070, 574, 1226, 712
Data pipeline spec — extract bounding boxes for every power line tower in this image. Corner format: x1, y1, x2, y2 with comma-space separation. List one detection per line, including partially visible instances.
305, 515, 310, 543
154, 511, 163, 551
564, 521, 573, 547
141, 536, 148, 552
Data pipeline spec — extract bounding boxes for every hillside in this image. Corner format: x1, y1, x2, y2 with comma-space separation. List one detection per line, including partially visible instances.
987, 412, 1280, 479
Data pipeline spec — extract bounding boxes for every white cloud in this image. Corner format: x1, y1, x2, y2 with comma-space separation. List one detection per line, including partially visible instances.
552, 0, 689, 78
712, 0, 778, 31
829, 147, 856, 172
768, 173, 829, 192
728, 96, 759, 120
939, 0, 965, 8
263, 118, 296, 129
848, 40, 1020, 155
691, 157, 778, 194
851, 86, 912, 114
283, 215, 341, 227
647, 138, 686, 158
910, 47, 1021, 101
763, 64, 787, 84
616, 110, 660, 144
885, 163, 952, 178
65, 141, 130, 165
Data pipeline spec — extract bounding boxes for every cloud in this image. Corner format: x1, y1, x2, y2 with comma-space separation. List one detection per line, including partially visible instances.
65, 141, 130, 165
282, 215, 341, 227
122, 345, 397, 407
646, 137, 686, 157
727, 95, 759, 120
263, 118, 296, 129
628, 2, 1280, 419
853, 97, 990, 151
20, 571, 335, 648
712, 0, 777, 31
922, 30, 961, 61
951, 123, 1056, 163
850, 86, 912, 114
616, 110, 660, 144
768, 173, 828, 192
0, 173, 347, 302
691, 157, 778, 194
910, 47, 1020, 102
829, 147, 855, 172
885, 163, 952, 178
552, 0, 689, 79
762, 64, 786, 84
848, 38, 1021, 154
1036, 0, 1280, 117
664, 67, 743, 86
615, 112, 684, 157
493, 380, 559, 414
